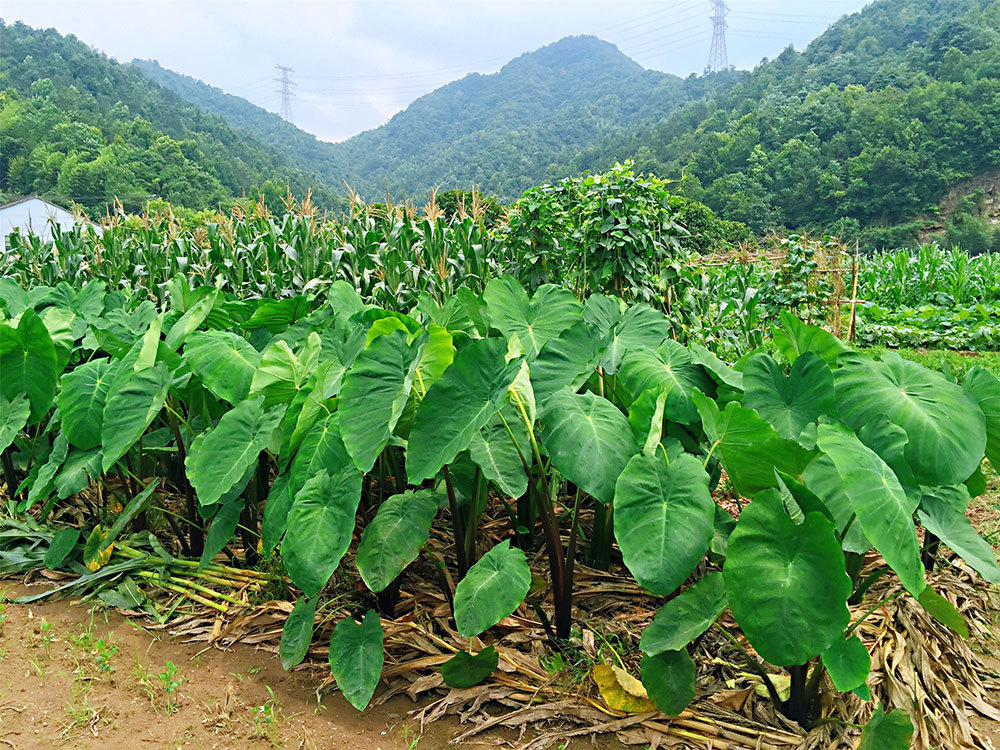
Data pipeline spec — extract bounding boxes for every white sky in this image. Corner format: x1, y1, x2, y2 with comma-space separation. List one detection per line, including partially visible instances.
3, 0, 870, 142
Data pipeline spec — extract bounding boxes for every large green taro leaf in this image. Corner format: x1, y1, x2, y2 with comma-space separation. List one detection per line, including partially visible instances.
406, 338, 521, 482
468, 404, 530, 498
618, 340, 712, 423
772, 311, 849, 366
339, 328, 423, 472
640, 572, 727, 656
582, 293, 623, 336
185, 396, 286, 507
440, 647, 499, 688
723, 490, 851, 666
963, 366, 1000, 470
743, 352, 833, 439
834, 352, 985, 486
413, 324, 454, 394
614, 453, 714, 596
356, 488, 441, 593
693, 391, 814, 497
801, 455, 871, 554
288, 412, 354, 495
454, 541, 531, 637
529, 322, 608, 405
0, 394, 30, 452
540, 388, 637, 504
689, 343, 743, 391
57, 359, 112, 450
279, 596, 316, 670
249, 332, 321, 408
328, 610, 384, 710
816, 424, 924, 596
918, 491, 1000, 584
283, 468, 362, 596
483, 276, 582, 359
821, 635, 870, 692
183, 330, 260, 405
640, 649, 696, 716
0, 310, 58, 424
859, 705, 914, 750
101, 360, 171, 472
599, 303, 673, 375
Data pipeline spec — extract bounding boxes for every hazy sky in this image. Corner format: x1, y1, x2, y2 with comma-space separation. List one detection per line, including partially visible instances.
4, 0, 870, 142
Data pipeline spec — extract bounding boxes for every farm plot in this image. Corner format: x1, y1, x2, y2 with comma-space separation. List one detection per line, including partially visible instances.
3, 270, 999, 748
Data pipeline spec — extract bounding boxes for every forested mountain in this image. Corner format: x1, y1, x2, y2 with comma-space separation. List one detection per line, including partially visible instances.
579, 0, 1000, 246
135, 36, 742, 202
0, 21, 342, 215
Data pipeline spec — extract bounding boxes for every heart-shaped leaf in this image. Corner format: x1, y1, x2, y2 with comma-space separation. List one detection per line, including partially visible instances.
724, 490, 851, 666
816, 424, 923, 596
0, 310, 58, 424
640, 572, 727, 656
483, 276, 582, 359
743, 352, 833, 439
340, 327, 424, 472
406, 338, 522, 482
640, 649, 696, 716
183, 330, 260, 405
283, 468, 362, 596
454, 541, 531, 637
541, 387, 637, 504
58, 358, 112, 450
835, 352, 986, 486
329, 610, 383, 710
186, 396, 286, 507
440, 646, 499, 688
356, 488, 441, 593
821, 635, 869, 692
614, 453, 714, 596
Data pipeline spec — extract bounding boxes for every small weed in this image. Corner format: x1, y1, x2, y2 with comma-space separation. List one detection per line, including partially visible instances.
158, 661, 184, 712
385, 713, 422, 749
133, 656, 184, 713
33, 619, 55, 655
95, 637, 118, 673
30, 655, 46, 679
252, 685, 284, 747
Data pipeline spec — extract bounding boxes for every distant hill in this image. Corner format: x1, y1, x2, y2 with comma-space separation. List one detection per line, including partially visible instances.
134, 36, 742, 202
0, 20, 342, 215
576, 0, 1000, 245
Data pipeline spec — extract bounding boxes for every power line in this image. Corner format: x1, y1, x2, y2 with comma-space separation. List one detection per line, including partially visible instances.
706, 0, 730, 72
274, 64, 296, 123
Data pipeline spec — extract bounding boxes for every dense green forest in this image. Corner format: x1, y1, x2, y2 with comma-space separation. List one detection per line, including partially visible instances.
135, 37, 742, 203
578, 0, 1000, 246
4, 0, 1000, 249
0, 21, 341, 215
134, 0, 1000, 248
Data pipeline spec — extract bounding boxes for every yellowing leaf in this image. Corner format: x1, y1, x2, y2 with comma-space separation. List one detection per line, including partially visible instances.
84, 525, 114, 572
593, 664, 656, 713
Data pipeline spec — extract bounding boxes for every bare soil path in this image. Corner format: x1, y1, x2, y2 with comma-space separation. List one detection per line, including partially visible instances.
0, 583, 617, 750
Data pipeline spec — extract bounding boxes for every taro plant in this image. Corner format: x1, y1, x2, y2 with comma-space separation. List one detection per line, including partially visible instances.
2, 269, 997, 739
625, 312, 999, 727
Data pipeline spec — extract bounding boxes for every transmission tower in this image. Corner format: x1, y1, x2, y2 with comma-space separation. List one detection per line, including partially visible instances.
706, 0, 729, 73
274, 64, 296, 123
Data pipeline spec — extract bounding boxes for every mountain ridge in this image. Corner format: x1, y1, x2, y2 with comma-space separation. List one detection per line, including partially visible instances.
134, 35, 741, 202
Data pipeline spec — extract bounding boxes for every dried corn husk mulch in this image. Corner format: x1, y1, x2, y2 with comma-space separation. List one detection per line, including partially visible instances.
135, 509, 1000, 750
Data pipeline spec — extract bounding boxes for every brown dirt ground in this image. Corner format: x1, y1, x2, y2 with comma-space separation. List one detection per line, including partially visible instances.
0, 582, 623, 749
